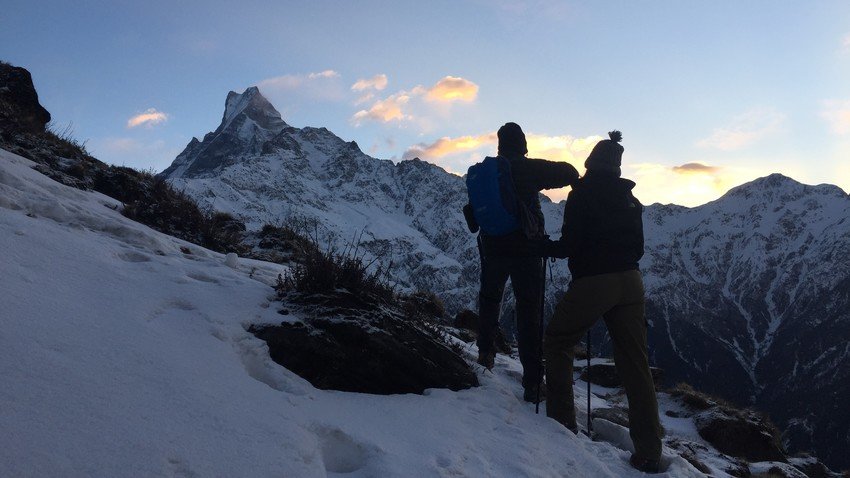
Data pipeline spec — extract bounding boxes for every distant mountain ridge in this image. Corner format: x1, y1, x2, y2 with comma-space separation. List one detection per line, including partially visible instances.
161, 87, 850, 469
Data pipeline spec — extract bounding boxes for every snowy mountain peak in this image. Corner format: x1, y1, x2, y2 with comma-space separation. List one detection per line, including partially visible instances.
221, 86, 287, 134
160, 87, 289, 178
721, 173, 848, 204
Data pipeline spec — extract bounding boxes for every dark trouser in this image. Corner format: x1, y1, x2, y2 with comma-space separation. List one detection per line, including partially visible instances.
477, 250, 544, 389
544, 270, 663, 461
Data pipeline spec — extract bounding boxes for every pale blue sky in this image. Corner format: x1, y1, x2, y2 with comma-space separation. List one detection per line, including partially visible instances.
2, 0, 849, 205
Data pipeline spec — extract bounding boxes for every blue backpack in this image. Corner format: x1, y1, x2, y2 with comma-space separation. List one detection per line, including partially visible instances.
466, 156, 521, 236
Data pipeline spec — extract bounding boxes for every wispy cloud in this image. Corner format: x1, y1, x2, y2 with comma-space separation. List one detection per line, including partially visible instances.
843, 33, 850, 51
127, 108, 168, 128
424, 76, 479, 102
821, 99, 850, 135
258, 70, 344, 101
308, 70, 339, 79
697, 108, 785, 151
351, 74, 388, 92
672, 162, 721, 174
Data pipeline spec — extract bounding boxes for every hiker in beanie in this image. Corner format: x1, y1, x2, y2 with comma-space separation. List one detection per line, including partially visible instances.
470, 122, 578, 402
538, 131, 664, 473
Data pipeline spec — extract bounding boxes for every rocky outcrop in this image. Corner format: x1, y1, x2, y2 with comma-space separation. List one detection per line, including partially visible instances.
248, 291, 478, 395
694, 407, 786, 462
0, 62, 50, 135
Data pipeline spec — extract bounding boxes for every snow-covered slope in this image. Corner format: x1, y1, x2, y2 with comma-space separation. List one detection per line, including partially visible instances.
1, 147, 725, 476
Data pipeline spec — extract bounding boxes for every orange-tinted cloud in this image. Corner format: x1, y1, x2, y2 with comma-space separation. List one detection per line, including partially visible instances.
352, 74, 388, 91
425, 76, 479, 102
697, 108, 784, 151
403, 133, 496, 160
127, 108, 168, 128
526, 134, 602, 164
351, 75, 480, 126
351, 93, 412, 124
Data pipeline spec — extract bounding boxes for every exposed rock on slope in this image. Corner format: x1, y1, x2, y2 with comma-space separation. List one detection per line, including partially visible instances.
0, 61, 50, 134
249, 291, 477, 395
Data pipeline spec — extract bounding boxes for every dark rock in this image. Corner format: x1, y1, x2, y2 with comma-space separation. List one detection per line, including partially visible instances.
724, 460, 752, 478
695, 407, 786, 463
750, 462, 809, 478
592, 407, 630, 428
668, 382, 722, 410
666, 436, 748, 476
0, 62, 50, 134
249, 290, 478, 395
453, 309, 478, 331
578, 362, 663, 389
788, 455, 842, 478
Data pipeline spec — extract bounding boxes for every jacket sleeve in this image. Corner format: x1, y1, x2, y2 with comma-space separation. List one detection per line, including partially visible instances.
545, 188, 584, 258
513, 158, 579, 193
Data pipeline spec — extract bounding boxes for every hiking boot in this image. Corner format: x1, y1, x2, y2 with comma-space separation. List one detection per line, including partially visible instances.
629, 454, 660, 474
523, 381, 547, 403
477, 350, 495, 370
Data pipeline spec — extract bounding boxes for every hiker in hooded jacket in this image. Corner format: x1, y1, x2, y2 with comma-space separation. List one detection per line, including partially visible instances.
464, 122, 579, 402
539, 131, 665, 473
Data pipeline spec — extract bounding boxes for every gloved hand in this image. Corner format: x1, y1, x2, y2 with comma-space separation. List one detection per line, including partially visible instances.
543, 239, 569, 259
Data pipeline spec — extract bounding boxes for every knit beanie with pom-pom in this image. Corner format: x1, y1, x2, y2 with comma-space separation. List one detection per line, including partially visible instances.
585, 131, 624, 176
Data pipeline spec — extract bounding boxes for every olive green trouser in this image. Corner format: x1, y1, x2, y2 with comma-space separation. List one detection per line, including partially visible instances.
544, 269, 663, 461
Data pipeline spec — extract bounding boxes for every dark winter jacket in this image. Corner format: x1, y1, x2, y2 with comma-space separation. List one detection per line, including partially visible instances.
506, 155, 579, 239
476, 155, 578, 256
546, 170, 644, 279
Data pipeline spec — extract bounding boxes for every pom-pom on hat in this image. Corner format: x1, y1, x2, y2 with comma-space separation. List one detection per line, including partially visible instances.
497, 122, 528, 157
585, 131, 624, 176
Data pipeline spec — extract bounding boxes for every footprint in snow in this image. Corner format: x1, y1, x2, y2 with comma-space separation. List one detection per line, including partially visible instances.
116, 250, 152, 263
186, 271, 219, 284
314, 426, 375, 475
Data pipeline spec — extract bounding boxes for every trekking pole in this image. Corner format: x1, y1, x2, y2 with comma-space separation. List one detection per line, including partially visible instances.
535, 257, 546, 414
586, 330, 592, 434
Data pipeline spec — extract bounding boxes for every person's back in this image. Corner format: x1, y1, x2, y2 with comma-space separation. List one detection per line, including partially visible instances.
560, 170, 644, 279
